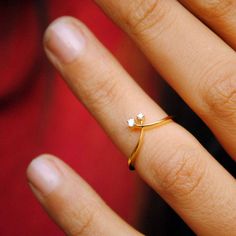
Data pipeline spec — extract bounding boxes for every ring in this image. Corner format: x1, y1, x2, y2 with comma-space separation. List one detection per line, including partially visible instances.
127, 113, 173, 171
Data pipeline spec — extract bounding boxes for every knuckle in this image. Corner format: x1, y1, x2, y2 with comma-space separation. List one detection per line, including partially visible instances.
70, 208, 94, 236
200, 64, 236, 119
124, 0, 171, 35
46, 189, 97, 236
63, 201, 96, 236
152, 145, 205, 198
62, 57, 121, 113
85, 76, 120, 112
200, 0, 233, 18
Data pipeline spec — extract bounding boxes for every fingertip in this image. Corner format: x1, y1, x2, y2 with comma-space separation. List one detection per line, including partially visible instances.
43, 16, 78, 44
43, 16, 86, 65
26, 154, 55, 177
27, 154, 62, 196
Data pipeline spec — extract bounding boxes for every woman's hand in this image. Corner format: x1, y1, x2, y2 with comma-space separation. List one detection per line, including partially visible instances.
27, 1, 236, 235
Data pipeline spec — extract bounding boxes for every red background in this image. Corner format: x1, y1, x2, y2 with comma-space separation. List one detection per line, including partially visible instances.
0, 0, 157, 235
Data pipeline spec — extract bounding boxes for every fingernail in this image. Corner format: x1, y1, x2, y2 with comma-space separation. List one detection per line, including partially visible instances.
27, 156, 61, 195
45, 20, 85, 64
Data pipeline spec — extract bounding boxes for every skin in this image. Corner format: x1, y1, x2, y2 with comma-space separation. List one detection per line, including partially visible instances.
27, 0, 236, 235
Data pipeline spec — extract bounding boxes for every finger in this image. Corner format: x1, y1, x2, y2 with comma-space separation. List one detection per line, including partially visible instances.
179, 0, 236, 49
27, 155, 141, 236
44, 17, 236, 235
94, 0, 236, 160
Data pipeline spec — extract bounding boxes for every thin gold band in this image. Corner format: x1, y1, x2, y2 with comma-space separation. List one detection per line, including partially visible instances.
127, 114, 173, 171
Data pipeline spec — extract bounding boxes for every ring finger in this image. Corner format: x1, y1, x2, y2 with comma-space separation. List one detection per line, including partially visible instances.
94, 0, 236, 160
44, 17, 236, 235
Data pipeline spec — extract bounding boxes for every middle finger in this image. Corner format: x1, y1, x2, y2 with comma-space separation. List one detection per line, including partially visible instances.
95, 0, 236, 160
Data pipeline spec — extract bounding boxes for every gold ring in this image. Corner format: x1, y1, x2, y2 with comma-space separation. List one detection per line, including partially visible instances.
127, 113, 173, 171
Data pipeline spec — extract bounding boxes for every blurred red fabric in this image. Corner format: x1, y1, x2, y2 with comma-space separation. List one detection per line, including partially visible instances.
0, 1, 157, 235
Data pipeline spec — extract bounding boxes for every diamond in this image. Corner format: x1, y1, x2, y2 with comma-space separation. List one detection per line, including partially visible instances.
127, 118, 135, 127
137, 113, 145, 121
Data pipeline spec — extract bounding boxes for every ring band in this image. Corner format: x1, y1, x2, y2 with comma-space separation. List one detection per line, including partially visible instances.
127, 113, 173, 171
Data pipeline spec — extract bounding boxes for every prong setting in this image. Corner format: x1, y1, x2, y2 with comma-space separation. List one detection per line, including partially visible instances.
127, 118, 135, 128
128, 113, 145, 128
136, 113, 145, 123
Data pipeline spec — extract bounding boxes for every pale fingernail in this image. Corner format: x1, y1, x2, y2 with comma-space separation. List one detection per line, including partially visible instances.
45, 20, 85, 64
27, 155, 61, 195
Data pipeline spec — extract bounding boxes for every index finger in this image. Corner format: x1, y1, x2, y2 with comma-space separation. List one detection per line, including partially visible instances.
44, 17, 236, 235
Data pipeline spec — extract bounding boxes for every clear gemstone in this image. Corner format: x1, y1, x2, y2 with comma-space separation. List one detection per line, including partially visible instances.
137, 113, 144, 121
127, 118, 135, 127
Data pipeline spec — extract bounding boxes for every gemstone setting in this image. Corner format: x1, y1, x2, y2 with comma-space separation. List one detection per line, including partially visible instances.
127, 118, 135, 128
137, 113, 145, 121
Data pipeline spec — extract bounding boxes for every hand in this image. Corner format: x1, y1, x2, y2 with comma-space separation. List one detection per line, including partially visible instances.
27, 1, 236, 235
